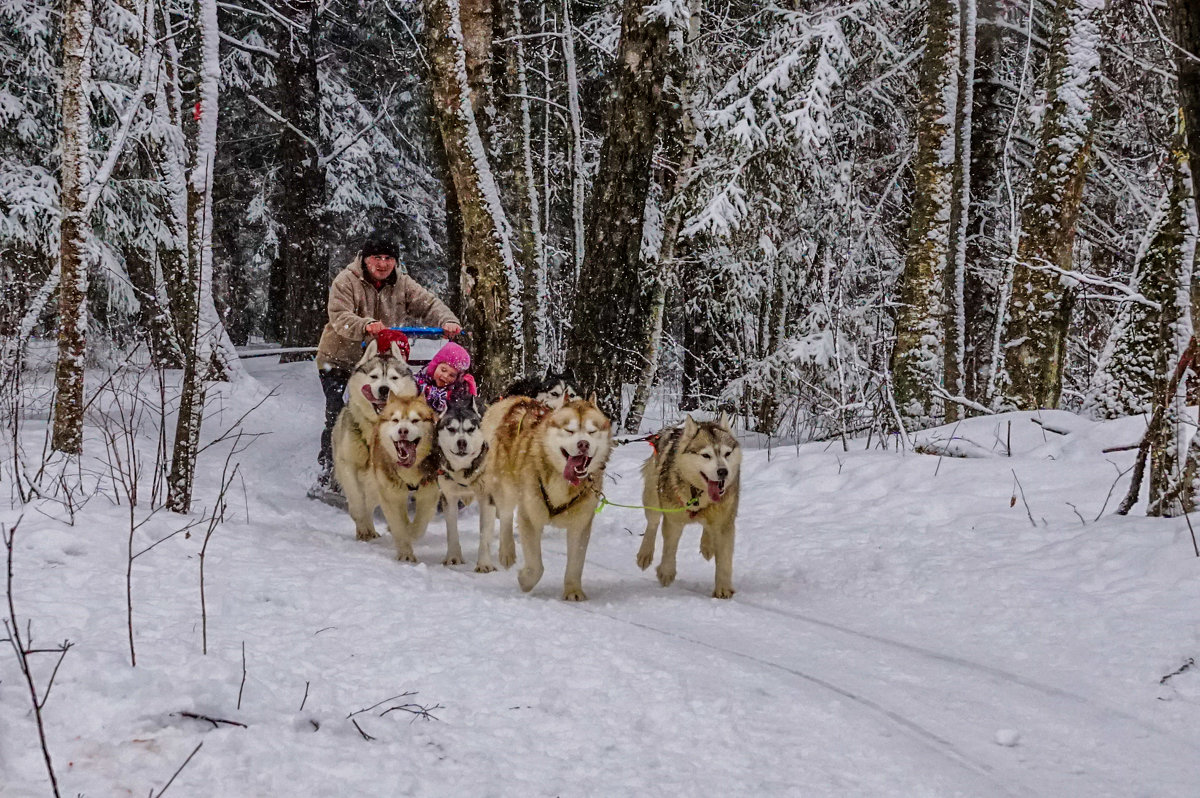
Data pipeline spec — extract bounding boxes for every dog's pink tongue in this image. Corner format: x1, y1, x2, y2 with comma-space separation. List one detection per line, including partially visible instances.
563, 455, 589, 486
397, 441, 416, 467
362, 385, 381, 406
706, 479, 724, 503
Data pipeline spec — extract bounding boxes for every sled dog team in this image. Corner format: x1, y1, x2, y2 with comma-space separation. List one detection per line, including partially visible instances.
332, 339, 743, 600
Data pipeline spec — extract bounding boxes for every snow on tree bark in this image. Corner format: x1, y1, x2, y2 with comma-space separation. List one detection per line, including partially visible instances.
427, 0, 521, 395
168, 0, 224, 513
566, 0, 690, 417
998, 0, 1108, 411
1167, 0, 1200, 513
52, 0, 94, 455
1085, 138, 1193, 422
944, 0, 976, 421
626, 0, 701, 434
890, 0, 960, 428
493, 0, 547, 373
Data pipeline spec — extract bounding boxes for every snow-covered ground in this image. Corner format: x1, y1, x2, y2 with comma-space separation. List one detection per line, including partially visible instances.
3, 360, 1200, 797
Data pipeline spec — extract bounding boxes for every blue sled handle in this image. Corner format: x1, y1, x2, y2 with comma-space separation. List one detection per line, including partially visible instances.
393, 326, 448, 338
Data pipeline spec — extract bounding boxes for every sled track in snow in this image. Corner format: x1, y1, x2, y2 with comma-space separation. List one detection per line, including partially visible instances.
537, 548, 1025, 797
571, 601, 1025, 797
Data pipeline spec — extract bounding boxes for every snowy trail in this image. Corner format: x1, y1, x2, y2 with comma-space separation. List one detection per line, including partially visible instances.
6, 362, 1200, 796
542, 537, 1196, 798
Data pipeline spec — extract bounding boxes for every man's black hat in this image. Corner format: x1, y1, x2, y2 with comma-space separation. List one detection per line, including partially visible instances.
361, 234, 399, 260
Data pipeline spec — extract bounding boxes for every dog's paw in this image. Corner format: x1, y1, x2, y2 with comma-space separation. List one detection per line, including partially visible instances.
518, 566, 543, 592
395, 550, 418, 563
474, 561, 497, 574
656, 565, 676, 587
443, 554, 464, 566
562, 586, 588, 602
498, 545, 517, 569
635, 549, 654, 570
712, 585, 736, 599
356, 529, 380, 542
699, 532, 715, 561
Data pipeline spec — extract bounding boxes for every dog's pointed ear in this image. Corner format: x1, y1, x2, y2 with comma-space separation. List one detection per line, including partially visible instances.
587, 391, 598, 406
563, 367, 576, 381
683, 414, 698, 437
360, 338, 379, 364
389, 341, 405, 362
717, 410, 732, 432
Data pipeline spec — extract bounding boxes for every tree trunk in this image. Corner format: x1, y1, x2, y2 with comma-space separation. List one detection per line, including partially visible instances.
625, 0, 701, 433
493, 0, 546, 373
168, 0, 222, 513
565, 0, 688, 417
273, 1, 330, 356
889, 0, 961, 428
427, 0, 521, 395
1168, 0, 1200, 513
1086, 138, 1193, 423
999, 0, 1107, 410
944, 0, 976, 421
52, 0, 94, 455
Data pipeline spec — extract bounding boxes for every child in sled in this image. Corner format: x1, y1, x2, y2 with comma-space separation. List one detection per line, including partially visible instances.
413, 341, 477, 414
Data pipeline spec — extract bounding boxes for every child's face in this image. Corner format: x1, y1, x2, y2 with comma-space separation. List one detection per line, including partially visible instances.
432, 362, 459, 387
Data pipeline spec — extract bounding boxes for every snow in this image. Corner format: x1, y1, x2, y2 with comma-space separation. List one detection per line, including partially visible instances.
4, 363, 1200, 796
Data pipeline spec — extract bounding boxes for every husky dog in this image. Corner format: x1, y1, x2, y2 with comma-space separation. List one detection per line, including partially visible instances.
332, 340, 417, 535
636, 414, 742, 599
370, 394, 440, 561
503, 368, 581, 409
481, 395, 612, 600
435, 395, 494, 570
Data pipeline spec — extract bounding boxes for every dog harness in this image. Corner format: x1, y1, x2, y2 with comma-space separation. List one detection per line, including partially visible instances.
438, 443, 488, 490
537, 473, 596, 517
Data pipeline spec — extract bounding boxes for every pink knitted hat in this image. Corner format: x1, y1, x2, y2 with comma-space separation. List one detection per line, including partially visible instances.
428, 341, 471, 373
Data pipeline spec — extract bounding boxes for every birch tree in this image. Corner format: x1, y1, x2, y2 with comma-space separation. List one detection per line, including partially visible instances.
998, 0, 1108, 411
167, 0, 224, 513
493, 0, 547, 372
51, 0, 94, 454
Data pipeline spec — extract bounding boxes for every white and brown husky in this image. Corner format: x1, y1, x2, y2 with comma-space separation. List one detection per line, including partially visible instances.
369, 394, 440, 561
636, 414, 743, 598
481, 395, 612, 600
332, 339, 416, 535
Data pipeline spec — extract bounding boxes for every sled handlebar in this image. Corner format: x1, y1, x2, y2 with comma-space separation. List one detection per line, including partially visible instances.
390, 326, 461, 339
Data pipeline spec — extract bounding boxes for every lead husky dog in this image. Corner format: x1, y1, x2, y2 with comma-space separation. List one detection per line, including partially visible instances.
503, 368, 581, 409
636, 414, 742, 598
371, 394, 440, 561
332, 339, 416, 535
481, 395, 612, 600
435, 395, 494, 570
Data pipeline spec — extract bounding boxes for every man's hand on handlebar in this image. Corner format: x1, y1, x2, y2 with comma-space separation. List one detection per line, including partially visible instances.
365, 321, 386, 336
442, 323, 462, 338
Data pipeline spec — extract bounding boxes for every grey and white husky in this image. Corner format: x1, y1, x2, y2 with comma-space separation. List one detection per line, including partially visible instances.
636, 413, 743, 598
504, 368, 582, 409
435, 395, 495, 570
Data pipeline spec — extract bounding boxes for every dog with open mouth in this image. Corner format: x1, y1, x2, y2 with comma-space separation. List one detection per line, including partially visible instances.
636, 413, 743, 599
370, 393, 440, 562
480, 394, 612, 600
332, 339, 417, 538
